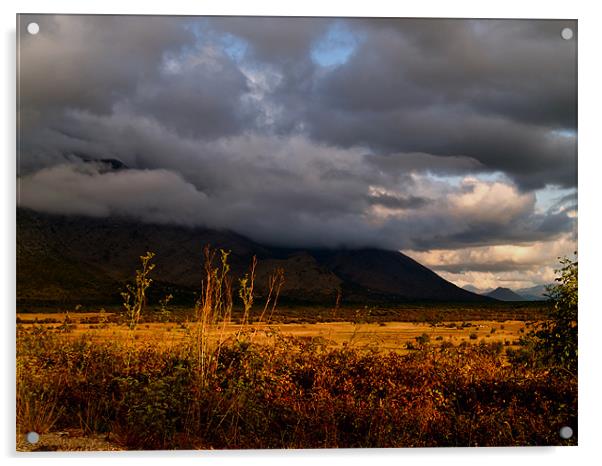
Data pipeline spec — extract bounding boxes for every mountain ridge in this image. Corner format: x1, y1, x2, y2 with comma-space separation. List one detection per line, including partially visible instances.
462, 284, 548, 301
17, 208, 493, 306
485, 287, 527, 302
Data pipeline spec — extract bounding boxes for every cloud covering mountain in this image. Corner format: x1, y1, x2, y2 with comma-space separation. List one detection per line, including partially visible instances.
17, 15, 577, 288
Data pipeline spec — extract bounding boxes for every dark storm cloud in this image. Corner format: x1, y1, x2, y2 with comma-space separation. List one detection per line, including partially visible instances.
412, 213, 574, 252
315, 18, 576, 128
363, 152, 484, 183
126, 48, 251, 139
215, 16, 331, 63
17, 15, 577, 260
18, 15, 254, 171
302, 18, 577, 190
536, 210, 576, 235
431, 260, 552, 274
306, 106, 576, 189
19, 15, 194, 115
367, 193, 431, 210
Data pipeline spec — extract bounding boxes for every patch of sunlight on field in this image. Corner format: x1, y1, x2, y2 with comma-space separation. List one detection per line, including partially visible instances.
17, 312, 533, 353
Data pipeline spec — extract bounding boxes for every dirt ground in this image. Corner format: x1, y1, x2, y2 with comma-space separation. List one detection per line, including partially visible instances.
17, 429, 122, 452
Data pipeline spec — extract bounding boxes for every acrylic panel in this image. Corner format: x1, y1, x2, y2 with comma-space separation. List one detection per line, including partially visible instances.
16, 14, 577, 451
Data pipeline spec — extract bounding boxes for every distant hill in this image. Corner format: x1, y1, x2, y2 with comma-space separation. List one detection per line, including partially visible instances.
16, 208, 492, 307
464, 284, 548, 301
516, 284, 549, 301
463, 284, 493, 294
485, 287, 527, 302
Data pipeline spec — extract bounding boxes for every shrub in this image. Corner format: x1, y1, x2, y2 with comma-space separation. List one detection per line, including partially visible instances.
439, 341, 454, 350
531, 255, 578, 373
121, 252, 156, 330
16, 330, 577, 449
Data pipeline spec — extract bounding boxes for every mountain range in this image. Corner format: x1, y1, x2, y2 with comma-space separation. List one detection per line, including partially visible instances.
463, 284, 548, 302
16, 208, 492, 307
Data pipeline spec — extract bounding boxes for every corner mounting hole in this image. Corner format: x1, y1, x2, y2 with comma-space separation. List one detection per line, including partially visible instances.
27, 22, 40, 35
559, 426, 573, 439
26, 431, 40, 444
561, 27, 573, 40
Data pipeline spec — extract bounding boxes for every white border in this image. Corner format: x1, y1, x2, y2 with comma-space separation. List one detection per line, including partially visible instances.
2, 1, 601, 465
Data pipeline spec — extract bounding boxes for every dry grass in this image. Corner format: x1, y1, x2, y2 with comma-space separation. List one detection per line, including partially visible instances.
16, 376, 62, 436
16, 315, 530, 353
16, 327, 576, 450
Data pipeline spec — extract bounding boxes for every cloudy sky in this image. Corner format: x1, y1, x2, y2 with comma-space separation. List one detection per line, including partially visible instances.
17, 15, 577, 290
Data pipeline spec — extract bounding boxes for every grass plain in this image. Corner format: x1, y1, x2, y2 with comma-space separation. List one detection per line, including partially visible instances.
17, 310, 533, 352
16, 302, 576, 451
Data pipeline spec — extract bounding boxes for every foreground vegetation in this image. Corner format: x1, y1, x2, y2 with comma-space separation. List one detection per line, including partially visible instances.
17, 329, 576, 449
16, 249, 577, 450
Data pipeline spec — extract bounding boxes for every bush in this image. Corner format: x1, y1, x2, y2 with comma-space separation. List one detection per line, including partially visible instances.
439, 341, 454, 350
16, 328, 577, 449
524, 255, 578, 373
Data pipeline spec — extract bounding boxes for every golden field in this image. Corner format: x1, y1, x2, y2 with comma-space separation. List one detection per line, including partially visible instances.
17, 311, 532, 353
